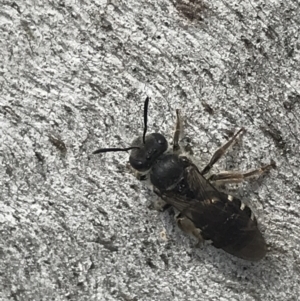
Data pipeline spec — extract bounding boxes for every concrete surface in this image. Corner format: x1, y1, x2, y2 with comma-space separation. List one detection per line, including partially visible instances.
1, 0, 299, 300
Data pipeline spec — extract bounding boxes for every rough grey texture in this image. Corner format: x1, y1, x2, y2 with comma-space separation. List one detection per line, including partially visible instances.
1, 0, 300, 300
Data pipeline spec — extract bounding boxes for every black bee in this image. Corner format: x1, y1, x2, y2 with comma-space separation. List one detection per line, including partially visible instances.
93, 97, 275, 261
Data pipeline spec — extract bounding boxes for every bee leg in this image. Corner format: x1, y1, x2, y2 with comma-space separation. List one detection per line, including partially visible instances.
208, 160, 276, 185
175, 212, 203, 246
135, 172, 147, 181
173, 109, 183, 153
148, 198, 171, 211
150, 187, 171, 211
126, 163, 147, 181
201, 128, 245, 175
173, 109, 194, 155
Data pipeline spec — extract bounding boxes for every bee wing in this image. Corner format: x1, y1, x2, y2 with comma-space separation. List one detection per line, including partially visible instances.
158, 165, 266, 261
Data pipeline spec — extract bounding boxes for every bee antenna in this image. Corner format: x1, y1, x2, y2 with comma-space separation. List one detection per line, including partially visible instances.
142, 96, 150, 144
93, 146, 140, 155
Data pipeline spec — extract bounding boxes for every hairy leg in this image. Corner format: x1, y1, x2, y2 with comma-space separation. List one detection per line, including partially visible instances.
201, 128, 245, 175
175, 212, 203, 246
173, 109, 183, 152
208, 160, 276, 185
148, 198, 171, 211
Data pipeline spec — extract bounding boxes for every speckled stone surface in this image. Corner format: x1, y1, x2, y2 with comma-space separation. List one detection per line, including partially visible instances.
1, 1, 299, 300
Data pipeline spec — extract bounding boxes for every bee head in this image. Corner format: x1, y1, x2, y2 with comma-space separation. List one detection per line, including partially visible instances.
93, 96, 168, 171
129, 133, 168, 172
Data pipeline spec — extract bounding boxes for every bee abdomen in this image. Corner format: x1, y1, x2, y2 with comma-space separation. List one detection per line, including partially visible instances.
227, 194, 255, 220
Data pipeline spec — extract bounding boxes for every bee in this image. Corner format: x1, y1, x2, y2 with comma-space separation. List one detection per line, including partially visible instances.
93, 97, 275, 261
